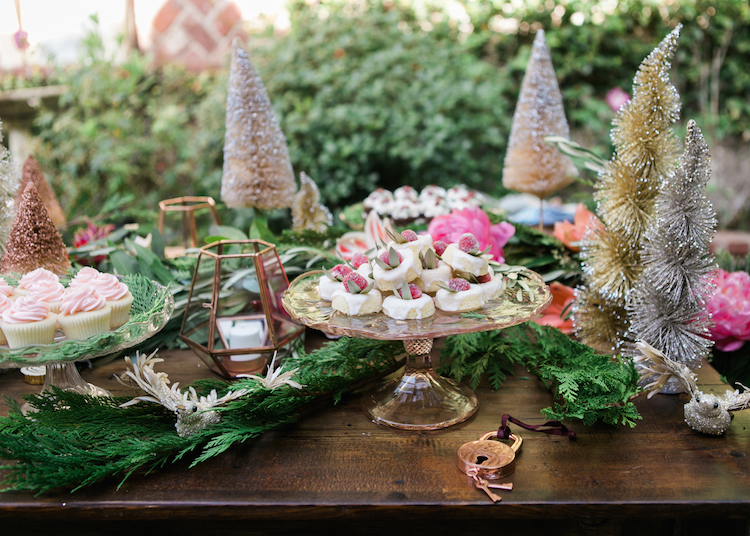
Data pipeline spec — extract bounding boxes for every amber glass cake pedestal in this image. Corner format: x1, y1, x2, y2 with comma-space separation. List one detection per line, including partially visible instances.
282, 270, 552, 430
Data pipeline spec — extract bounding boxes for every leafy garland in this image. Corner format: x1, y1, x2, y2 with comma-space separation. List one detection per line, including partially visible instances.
439, 323, 641, 427
0, 337, 404, 494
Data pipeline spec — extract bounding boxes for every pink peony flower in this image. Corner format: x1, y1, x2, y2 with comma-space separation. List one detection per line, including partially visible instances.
427, 207, 514, 263
707, 269, 750, 352
553, 203, 603, 252
532, 282, 575, 335
605, 87, 630, 112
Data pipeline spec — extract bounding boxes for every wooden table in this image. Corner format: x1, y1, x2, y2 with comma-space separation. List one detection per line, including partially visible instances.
0, 335, 749, 536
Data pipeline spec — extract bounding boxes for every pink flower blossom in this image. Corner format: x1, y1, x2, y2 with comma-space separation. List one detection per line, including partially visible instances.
427, 207, 515, 263
13, 29, 29, 51
707, 269, 750, 352
605, 87, 630, 112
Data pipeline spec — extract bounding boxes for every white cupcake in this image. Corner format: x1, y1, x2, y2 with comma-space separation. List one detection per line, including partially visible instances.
0, 295, 57, 348
86, 274, 133, 328
57, 285, 112, 339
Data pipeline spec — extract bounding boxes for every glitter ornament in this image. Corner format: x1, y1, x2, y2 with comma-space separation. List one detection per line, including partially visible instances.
16, 155, 66, 228
575, 26, 682, 353
292, 172, 333, 233
0, 182, 71, 276
627, 121, 716, 387
502, 30, 578, 215
221, 38, 297, 210
635, 341, 750, 435
0, 122, 19, 253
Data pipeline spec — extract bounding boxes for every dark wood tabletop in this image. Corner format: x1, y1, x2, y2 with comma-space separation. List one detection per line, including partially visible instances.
0, 332, 749, 536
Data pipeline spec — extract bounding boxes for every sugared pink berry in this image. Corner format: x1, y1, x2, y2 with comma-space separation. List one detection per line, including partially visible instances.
477, 273, 492, 284
458, 233, 479, 253
433, 240, 448, 256
351, 253, 369, 269
448, 278, 471, 292
343, 272, 368, 293
408, 283, 422, 299
330, 264, 353, 280
401, 229, 418, 242
378, 250, 402, 266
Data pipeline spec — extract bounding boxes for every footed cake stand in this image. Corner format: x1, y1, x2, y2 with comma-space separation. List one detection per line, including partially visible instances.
282, 270, 552, 430
0, 281, 174, 411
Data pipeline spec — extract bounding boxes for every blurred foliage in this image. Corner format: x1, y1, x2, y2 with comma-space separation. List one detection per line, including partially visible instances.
0, 2, 748, 229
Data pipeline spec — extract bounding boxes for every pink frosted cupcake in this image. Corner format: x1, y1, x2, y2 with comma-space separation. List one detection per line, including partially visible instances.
87, 274, 133, 328
0, 295, 57, 348
0, 278, 14, 299
14, 268, 60, 298
26, 279, 66, 314
0, 294, 13, 344
69, 267, 101, 288
57, 285, 112, 340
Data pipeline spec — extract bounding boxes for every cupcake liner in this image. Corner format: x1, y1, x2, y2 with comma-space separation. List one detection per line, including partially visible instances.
58, 305, 112, 340
1, 314, 58, 348
108, 293, 134, 328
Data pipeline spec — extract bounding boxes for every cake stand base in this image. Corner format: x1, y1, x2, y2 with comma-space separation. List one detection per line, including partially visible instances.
21, 362, 112, 415
361, 338, 478, 430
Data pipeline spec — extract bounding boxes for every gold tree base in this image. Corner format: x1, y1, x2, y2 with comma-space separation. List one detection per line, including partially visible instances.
361, 339, 477, 430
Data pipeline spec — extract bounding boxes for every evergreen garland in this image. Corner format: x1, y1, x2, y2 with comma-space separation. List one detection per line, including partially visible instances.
439, 323, 641, 427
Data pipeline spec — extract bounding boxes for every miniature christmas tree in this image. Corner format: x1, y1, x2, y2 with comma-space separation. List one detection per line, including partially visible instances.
221, 38, 297, 211
0, 182, 71, 275
0, 121, 19, 253
574, 26, 682, 354
502, 30, 578, 228
628, 120, 716, 372
16, 154, 66, 228
292, 172, 333, 233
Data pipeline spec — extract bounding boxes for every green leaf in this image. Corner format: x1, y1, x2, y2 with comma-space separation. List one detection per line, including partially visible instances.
249, 215, 275, 243
109, 250, 141, 275
209, 226, 248, 242
150, 226, 165, 260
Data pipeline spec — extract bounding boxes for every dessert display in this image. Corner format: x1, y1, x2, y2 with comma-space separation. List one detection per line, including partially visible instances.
372, 247, 420, 292
0, 295, 58, 348
56, 285, 112, 340
434, 278, 487, 313
331, 272, 382, 316
362, 184, 484, 225
382, 283, 435, 320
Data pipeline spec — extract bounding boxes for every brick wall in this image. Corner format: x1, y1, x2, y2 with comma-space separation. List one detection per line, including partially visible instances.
151, 0, 245, 72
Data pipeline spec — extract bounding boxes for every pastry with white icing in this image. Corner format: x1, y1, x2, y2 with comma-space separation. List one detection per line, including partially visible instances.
319, 264, 353, 301
441, 233, 490, 276
382, 283, 435, 320
413, 248, 453, 295
331, 273, 382, 316
434, 278, 487, 313
372, 247, 420, 292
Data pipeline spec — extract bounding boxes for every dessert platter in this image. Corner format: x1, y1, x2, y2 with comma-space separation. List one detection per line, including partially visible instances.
0, 268, 175, 404
283, 229, 552, 430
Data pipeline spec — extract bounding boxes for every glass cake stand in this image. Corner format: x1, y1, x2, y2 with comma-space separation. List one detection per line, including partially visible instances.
282, 269, 552, 430
0, 282, 175, 410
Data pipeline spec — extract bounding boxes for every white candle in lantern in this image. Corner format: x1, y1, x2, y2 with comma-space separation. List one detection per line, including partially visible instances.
229, 321, 262, 362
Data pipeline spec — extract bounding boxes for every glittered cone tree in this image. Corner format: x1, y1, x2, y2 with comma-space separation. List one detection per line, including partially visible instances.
16, 154, 66, 228
627, 120, 716, 371
292, 172, 332, 233
1, 182, 71, 275
0, 121, 18, 252
502, 29, 578, 229
221, 38, 297, 212
574, 26, 682, 354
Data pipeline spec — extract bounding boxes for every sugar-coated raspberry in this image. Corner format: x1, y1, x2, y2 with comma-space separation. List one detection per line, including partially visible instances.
343, 272, 368, 292
433, 240, 448, 256
448, 278, 471, 292
378, 249, 402, 266
351, 253, 369, 269
458, 233, 479, 253
330, 264, 353, 280
408, 283, 422, 299
401, 229, 418, 242
476, 273, 492, 284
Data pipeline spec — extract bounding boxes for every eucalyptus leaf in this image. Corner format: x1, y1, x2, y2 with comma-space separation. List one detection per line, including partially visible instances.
150, 226, 165, 260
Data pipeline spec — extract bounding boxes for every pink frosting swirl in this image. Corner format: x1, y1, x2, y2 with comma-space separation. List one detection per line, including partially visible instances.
60, 285, 107, 315
0, 294, 12, 314
17, 268, 59, 290
27, 280, 66, 303
0, 277, 13, 297
89, 274, 129, 301
69, 267, 101, 288
2, 295, 50, 324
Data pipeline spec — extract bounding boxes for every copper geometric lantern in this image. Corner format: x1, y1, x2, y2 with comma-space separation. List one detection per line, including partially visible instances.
157, 196, 221, 254
179, 239, 304, 379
